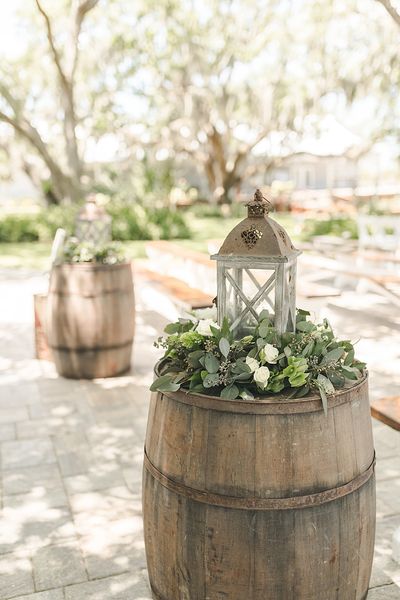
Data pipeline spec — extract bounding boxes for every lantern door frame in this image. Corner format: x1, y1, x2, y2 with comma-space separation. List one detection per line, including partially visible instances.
213, 253, 299, 335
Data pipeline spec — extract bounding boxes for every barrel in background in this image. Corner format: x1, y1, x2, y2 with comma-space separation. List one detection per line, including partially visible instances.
34, 293, 52, 361
47, 262, 135, 379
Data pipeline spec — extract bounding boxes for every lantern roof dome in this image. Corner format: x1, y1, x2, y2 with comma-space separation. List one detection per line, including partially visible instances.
212, 189, 300, 261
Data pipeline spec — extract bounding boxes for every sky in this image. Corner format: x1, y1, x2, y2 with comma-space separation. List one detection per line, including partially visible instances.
0, 1, 26, 59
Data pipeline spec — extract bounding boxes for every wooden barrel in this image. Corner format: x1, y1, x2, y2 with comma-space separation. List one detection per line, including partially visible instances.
143, 374, 375, 600
33, 293, 52, 361
47, 262, 134, 379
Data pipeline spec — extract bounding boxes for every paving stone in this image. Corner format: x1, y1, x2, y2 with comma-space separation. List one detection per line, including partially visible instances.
0, 554, 34, 599
0, 507, 76, 555
367, 584, 400, 599
376, 456, 400, 482
81, 530, 146, 580
3, 485, 68, 510
32, 540, 87, 591
12, 589, 64, 600
376, 479, 400, 518
370, 563, 394, 588
0, 424, 15, 442
64, 467, 125, 495
69, 486, 136, 515
53, 433, 91, 477
1, 438, 56, 469
0, 408, 29, 424
64, 572, 152, 600
73, 513, 143, 540
122, 467, 142, 493
2, 464, 62, 495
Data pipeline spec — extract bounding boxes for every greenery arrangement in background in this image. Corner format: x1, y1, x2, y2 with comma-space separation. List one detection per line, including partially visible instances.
60, 239, 126, 265
151, 309, 365, 414
0, 199, 190, 244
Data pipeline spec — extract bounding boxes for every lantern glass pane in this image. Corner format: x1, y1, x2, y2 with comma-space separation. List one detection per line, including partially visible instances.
221, 265, 277, 333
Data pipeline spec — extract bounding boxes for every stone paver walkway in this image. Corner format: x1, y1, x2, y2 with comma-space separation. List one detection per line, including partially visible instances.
0, 268, 399, 599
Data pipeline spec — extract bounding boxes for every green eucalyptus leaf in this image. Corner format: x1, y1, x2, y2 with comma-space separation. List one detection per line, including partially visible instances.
188, 350, 205, 367
319, 385, 328, 416
341, 366, 358, 380
219, 337, 230, 358
164, 322, 181, 334
203, 373, 220, 388
295, 385, 311, 398
320, 347, 344, 365
190, 384, 208, 394
296, 321, 315, 333
221, 317, 230, 338
258, 310, 270, 322
234, 372, 252, 381
258, 319, 270, 338
301, 341, 314, 357
205, 353, 220, 373
344, 348, 355, 366
150, 375, 180, 393
220, 384, 240, 400
233, 359, 251, 374
328, 372, 346, 387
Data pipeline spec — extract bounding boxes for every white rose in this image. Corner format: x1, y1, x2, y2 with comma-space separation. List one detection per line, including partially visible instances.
254, 366, 270, 390
245, 357, 260, 373
259, 343, 279, 364
196, 318, 219, 337
193, 306, 217, 321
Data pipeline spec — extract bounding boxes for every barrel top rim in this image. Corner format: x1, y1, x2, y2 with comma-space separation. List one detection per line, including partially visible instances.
154, 362, 368, 412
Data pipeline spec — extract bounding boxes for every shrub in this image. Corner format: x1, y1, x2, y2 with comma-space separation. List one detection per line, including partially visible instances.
300, 217, 358, 241
0, 200, 190, 243
0, 215, 40, 242
37, 205, 77, 240
108, 201, 191, 241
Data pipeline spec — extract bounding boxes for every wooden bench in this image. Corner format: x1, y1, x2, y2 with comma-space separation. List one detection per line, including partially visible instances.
301, 253, 400, 308
371, 397, 400, 431
135, 265, 214, 311
145, 241, 216, 296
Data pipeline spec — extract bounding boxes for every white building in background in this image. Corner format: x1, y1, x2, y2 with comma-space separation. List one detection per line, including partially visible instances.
269, 152, 358, 190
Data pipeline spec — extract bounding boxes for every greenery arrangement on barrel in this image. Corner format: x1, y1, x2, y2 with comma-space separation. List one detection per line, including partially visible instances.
151, 308, 365, 414
61, 238, 126, 265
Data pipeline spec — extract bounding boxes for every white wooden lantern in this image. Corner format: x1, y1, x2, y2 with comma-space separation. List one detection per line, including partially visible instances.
75, 195, 112, 246
211, 189, 301, 335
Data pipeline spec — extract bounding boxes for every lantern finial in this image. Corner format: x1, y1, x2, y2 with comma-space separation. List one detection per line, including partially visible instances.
246, 189, 272, 217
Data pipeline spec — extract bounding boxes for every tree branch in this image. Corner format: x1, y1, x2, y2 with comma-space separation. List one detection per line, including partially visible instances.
375, 0, 400, 27
0, 109, 70, 194
34, 0, 70, 93
71, 0, 100, 80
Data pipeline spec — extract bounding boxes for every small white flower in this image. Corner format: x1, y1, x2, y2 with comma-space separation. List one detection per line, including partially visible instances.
192, 306, 218, 321
196, 318, 219, 337
254, 366, 270, 390
259, 343, 279, 364
245, 357, 260, 373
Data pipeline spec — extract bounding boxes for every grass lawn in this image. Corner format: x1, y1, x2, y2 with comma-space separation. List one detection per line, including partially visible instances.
0, 213, 299, 271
